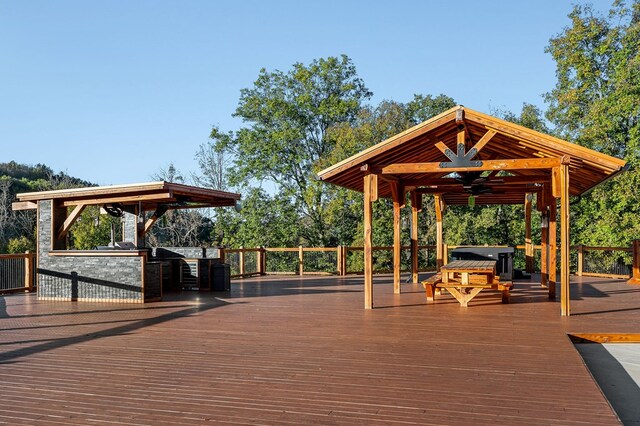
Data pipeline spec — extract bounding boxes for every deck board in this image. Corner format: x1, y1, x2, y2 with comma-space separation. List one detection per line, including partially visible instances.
1, 274, 638, 424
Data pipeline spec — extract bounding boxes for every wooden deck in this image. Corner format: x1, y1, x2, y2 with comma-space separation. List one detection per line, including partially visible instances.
1, 274, 638, 425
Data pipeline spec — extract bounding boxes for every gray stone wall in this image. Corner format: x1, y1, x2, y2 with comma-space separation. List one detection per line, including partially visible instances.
205, 247, 220, 259
144, 262, 162, 300
122, 211, 141, 247
150, 247, 223, 259
152, 247, 206, 259
37, 200, 144, 302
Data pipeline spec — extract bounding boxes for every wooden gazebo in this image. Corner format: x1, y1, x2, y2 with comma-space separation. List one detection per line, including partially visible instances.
318, 106, 627, 315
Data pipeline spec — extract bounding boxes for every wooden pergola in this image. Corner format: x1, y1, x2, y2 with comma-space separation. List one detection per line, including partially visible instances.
318, 106, 627, 316
14, 181, 240, 248
11, 181, 241, 303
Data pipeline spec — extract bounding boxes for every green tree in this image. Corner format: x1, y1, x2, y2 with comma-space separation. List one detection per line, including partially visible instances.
212, 187, 300, 248
545, 1, 640, 245
216, 55, 372, 245
6, 236, 35, 253
70, 207, 121, 250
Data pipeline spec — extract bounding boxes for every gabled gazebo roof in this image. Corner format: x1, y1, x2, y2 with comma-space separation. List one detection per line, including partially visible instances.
318, 105, 627, 205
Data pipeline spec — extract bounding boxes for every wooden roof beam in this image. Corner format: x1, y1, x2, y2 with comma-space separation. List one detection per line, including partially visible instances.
11, 201, 37, 211
398, 175, 551, 187
381, 157, 568, 175
62, 192, 174, 207
469, 129, 497, 156
57, 204, 86, 240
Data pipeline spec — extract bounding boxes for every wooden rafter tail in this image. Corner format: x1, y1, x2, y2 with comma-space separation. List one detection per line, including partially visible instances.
12, 201, 37, 211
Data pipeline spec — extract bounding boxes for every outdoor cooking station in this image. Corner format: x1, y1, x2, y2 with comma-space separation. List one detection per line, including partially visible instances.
12, 181, 240, 303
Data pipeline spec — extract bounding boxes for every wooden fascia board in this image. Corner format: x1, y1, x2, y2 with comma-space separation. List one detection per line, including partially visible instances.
163, 202, 235, 211
166, 182, 241, 200
464, 109, 627, 171
317, 106, 462, 181
17, 181, 170, 202
382, 157, 564, 175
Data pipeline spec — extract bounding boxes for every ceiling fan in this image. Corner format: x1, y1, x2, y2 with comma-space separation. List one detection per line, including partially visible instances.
454, 171, 493, 195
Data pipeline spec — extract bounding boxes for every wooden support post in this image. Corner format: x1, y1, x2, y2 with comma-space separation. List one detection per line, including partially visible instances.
390, 180, 404, 293
525, 193, 533, 273
298, 245, 304, 276
560, 163, 571, 316
363, 173, 377, 309
577, 245, 584, 277
434, 194, 444, 271
24, 250, 34, 292
239, 246, 245, 276
51, 201, 68, 250
410, 191, 421, 284
443, 243, 449, 265
549, 196, 557, 299
393, 198, 402, 294
219, 248, 225, 264
629, 240, 640, 285
540, 207, 549, 288
337, 245, 343, 276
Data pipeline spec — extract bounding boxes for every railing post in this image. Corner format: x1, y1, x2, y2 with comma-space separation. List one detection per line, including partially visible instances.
629, 239, 640, 285
239, 246, 245, 276
577, 244, 584, 277
256, 246, 263, 275
337, 245, 342, 275
299, 245, 304, 276
219, 248, 226, 264
261, 247, 267, 275
342, 246, 348, 276
24, 250, 34, 292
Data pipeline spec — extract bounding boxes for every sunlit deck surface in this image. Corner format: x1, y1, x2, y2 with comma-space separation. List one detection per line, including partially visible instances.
1, 274, 639, 425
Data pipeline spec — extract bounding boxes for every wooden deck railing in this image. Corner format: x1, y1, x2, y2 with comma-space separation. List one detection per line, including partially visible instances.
220, 245, 438, 278
0, 251, 36, 294
220, 240, 640, 281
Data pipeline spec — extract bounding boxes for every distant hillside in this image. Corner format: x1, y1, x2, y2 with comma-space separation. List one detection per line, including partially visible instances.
0, 161, 94, 252
0, 161, 92, 193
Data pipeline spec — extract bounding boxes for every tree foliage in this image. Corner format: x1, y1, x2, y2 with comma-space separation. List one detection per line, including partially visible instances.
215, 55, 372, 245
0, 163, 91, 253
545, 0, 640, 245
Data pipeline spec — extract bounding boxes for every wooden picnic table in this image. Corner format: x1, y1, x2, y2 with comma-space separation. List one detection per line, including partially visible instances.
423, 259, 512, 307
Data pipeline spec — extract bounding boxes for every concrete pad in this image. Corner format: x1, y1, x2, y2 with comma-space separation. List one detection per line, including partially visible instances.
576, 343, 640, 425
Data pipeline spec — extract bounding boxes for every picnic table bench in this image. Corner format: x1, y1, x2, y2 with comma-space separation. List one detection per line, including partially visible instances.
422, 260, 512, 307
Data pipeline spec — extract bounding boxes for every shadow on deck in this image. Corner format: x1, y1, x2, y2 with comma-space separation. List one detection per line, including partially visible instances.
0, 273, 637, 424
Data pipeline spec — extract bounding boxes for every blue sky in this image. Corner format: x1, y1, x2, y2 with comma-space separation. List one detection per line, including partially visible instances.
0, 0, 613, 185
